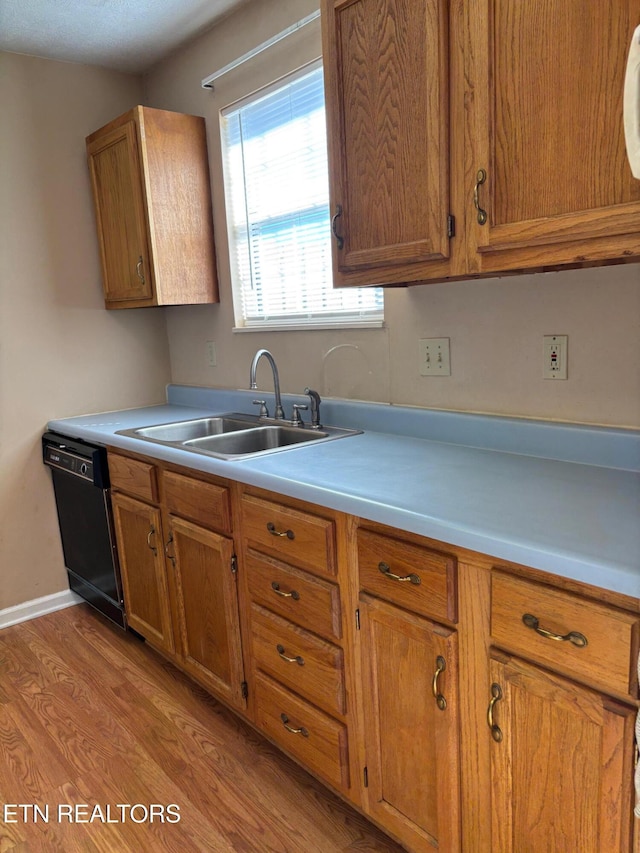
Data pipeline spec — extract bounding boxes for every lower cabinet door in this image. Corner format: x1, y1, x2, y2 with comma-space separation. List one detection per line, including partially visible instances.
489, 651, 636, 853
111, 492, 174, 654
170, 516, 246, 710
359, 594, 461, 852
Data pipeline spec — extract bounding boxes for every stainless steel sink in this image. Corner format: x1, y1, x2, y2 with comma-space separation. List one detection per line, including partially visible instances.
130, 416, 257, 442
116, 413, 360, 460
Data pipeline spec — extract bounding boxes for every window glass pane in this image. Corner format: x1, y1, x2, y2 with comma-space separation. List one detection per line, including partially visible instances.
220, 62, 383, 329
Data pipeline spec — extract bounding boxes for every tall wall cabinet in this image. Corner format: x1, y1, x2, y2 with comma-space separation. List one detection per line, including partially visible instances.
321, 0, 640, 287
86, 106, 219, 308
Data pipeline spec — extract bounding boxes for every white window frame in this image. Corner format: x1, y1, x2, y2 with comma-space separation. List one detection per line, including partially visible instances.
219, 60, 384, 332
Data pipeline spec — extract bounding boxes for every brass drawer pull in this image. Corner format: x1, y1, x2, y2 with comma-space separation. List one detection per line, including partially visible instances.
473, 168, 488, 225
146, 525, 157, 555
487, 683, 503, 743
432, 655, 447, 711
276, 644, 304, 666
522, 613, 588, 648
378, 561, 421, 585
271, 581, 300, 601
280, 713, 309, 737
267, 522, 295, 540
164, 533, 175, 566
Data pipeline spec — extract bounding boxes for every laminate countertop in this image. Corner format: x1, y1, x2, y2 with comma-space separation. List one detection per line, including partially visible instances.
48, 385, 640, 599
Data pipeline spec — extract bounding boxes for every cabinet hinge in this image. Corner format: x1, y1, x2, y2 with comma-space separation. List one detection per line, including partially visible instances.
241, 680, 248, 700
231, 554, 238, 574
363, 766, 369, 788
447, 214, 456, 238
355, 608, 361, 630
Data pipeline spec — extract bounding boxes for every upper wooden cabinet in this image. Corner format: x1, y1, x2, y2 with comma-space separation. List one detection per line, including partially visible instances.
86, 106, 219, 308
321, 0, 464, 287
321, 0, 640, 287
465, 0, 640, 275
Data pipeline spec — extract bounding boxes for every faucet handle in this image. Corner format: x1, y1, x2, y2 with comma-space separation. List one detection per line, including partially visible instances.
291, 404, 308, 426
303, 388, 322, 429
252, 399, 269, 418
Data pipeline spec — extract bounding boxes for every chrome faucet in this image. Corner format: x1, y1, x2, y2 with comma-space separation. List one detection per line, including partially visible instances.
249, 349, 285, 419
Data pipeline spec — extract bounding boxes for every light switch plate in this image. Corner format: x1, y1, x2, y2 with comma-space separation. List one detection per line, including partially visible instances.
419, 338, 451, 376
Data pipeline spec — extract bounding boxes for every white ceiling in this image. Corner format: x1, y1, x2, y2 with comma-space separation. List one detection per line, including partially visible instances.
0, 0, 252, 73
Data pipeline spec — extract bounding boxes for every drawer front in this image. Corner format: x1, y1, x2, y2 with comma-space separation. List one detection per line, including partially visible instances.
254, 672, 350, 792
109, 453, 158, 503
246, 551, 342, 641
358, 529, 457, 623
163, 469, 231, 534
242, 494, 336, 578
251, 604, 346, 717
491, 570, 639, 696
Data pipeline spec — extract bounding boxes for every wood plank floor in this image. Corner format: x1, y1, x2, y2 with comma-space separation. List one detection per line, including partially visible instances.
0, 604, 405, 852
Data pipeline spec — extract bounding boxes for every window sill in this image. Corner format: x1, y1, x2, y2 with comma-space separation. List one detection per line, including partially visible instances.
233, 321, 385, 333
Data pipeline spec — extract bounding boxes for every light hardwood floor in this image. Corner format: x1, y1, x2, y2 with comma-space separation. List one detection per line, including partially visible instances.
0, 604, 404, 852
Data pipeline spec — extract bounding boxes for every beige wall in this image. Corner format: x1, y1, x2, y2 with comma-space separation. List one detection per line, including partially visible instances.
146, 0, 640, 429
0, 52, 172, 610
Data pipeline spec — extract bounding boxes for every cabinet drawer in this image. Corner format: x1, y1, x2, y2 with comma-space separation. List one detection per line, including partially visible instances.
109, 453, 158, 503
246, 551, 342, 642
251, 604, 345, 717
241, 494, 336, 578
163, 470, 231, 534
254, 672, 350, 792
358, 529, 457, 623
491, 571, 639, 696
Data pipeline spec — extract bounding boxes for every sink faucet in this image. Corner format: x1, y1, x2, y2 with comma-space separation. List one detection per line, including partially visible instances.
249, 349, 285, 419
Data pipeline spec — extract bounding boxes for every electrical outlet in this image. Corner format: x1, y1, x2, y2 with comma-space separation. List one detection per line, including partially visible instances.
206, 341, 217, 367
543, 335, 567, 379
419, 338, 451, 376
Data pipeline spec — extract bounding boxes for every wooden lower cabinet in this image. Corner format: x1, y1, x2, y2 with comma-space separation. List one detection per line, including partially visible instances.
359, 593, 461, 852
170, 515, 246, 710
111, 491, 174, 654
489, 651, 636, 853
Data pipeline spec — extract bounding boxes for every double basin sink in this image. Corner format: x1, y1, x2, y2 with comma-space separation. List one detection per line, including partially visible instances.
117, 413, 360, 460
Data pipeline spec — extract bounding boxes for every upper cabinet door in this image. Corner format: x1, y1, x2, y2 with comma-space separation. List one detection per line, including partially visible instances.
466, 1, 640, 274
322, 0, 461, 286
87, 121, 153, 303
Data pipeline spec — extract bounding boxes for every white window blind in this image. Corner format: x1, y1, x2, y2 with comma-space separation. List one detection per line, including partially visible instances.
220, 61, 383, 330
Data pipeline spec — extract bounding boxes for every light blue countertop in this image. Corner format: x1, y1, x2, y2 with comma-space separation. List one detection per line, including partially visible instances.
47, 385, 640, 600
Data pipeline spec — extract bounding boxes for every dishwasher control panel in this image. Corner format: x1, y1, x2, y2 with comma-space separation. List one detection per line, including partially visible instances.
44, 445, 94, 481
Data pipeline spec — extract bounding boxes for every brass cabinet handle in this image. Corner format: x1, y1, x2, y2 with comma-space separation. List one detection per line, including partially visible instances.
331, 204, 344, 250
276, 644, 304, 666
164, 533, 175, 566
522, 613, 588, 648
473, 168, 488, 225
378, 561, 421, 585
136, 255, 145, 283
280, 713, 309, 737
487, 683, 503, 743
146, 525, 157, 555
271, 581, 300, 601
267, 522, 295, 540
432, 655, 447, 711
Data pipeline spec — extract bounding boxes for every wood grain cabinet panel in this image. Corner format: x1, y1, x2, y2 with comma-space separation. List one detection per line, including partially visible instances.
465, 0, 640, 273
250, 603, 346, 717
111, 491, 174, 654
241, 493, 337, 578
244, 550, 342, 642
170, 516, 246, 710
491, 570, 640, 698
359, 593, 461, 852
489, 651, 636, 853
254, 672, 350, 794
163, 470, 231, 534
109, 453, 158, 503
358, 528, 457, 623
86, 106, 218, 308
321, 0, 459, 287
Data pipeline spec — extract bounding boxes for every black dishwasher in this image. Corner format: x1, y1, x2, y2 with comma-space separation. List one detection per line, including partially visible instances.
42, 431, 126, 628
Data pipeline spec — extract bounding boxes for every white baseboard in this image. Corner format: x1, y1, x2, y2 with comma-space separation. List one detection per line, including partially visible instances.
0, 589, 83, 630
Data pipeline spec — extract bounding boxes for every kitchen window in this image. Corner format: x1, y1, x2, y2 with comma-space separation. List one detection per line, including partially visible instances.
220, 60, 383, 331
